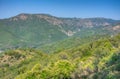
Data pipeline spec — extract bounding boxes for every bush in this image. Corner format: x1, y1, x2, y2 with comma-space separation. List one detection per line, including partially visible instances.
51, 60, 75, 78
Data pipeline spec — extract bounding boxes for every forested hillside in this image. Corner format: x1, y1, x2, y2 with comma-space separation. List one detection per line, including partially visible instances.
0, 33, 120, 79
0, 13, 120, 50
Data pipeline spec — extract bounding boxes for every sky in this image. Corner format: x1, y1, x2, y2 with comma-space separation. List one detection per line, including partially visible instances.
0, 0, 120, 19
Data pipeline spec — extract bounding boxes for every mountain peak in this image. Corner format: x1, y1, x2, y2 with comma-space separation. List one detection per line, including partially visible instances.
17, 13, 53, 17
10, 13, 55, 21
17, 13, 28, 20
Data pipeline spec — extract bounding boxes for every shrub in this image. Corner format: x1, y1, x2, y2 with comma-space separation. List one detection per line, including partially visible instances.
51, 60, 75, 78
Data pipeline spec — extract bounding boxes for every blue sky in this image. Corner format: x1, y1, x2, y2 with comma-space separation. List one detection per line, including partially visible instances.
0, 0, 120, 19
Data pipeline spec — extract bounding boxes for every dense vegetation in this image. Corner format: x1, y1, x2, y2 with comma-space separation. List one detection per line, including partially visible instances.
0, 13, 120, 50
0, 33, 120, 79
0, 13, 120, 79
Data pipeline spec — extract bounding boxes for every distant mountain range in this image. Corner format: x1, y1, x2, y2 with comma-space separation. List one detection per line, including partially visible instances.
0, 13, 120, 50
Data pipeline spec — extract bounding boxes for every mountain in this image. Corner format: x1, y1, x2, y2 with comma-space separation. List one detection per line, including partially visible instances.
0, 14, 68, 50
0, 13, 120, 79
0, 33, 120, 79
0, 13, 120, 50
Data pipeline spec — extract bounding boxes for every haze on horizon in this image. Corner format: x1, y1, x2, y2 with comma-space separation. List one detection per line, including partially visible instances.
0, 0, 120, 20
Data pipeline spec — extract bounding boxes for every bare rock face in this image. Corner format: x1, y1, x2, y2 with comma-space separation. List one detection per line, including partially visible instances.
36, 14, 63, 26
10, 13, 28, 21
18, 14, 28, 20
113, 25, 120, 30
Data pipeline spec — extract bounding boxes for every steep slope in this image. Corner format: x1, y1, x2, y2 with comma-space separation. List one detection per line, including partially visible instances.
39, 34, 108, 53
0, 33, 120, 79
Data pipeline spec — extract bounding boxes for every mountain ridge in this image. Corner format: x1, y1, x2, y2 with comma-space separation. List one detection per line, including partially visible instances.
1, 13, 119, 20
0, 13, 120, 50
